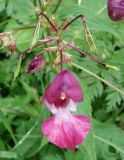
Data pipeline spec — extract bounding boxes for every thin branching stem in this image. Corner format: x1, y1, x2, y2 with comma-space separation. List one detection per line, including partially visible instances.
38, 12, 58, 32
12, 26, 35, 32
20, 38, 54, 58
62, 14, 85, 30
67, 44, 106, 67
60, 49, 63, 71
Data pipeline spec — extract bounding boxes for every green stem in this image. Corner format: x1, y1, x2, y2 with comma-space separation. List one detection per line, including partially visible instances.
72, 62, 124, 96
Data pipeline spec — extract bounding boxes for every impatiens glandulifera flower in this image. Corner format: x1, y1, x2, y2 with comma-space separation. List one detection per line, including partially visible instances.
27, 55, 45, 74
41, 70, 90, 151
108, 0, 124, 21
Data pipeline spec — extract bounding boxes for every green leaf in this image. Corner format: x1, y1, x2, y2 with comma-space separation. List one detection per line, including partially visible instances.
0, 151, 18, 159
12, 121, 38, 151
106, 91, 122, 112
77, 80, 97, 160
0, 0, 6, 12
94, 120, 124, 160
14, 55, 22, 80
0, 110, 17, 144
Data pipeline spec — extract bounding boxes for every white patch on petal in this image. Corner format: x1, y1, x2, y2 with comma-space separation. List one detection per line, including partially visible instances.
44, 99, 58, 114
54, 108, 72, 125
66, 99, 77, 112
44, 98, 77, 115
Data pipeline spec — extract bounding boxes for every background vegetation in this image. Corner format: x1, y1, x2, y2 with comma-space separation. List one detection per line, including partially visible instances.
0, 0, 124, 159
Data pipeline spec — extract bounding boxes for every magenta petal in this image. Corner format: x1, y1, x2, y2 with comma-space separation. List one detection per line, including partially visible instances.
108, 0, 124, 21
41, 113, 90, 150
44, 70, 83, 104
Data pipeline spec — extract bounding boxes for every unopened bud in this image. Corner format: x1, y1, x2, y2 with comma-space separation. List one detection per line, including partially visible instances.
0, 34, 10, 48
40, 36, 54, 44
27, 55, 45, 74
8, 39, 16, 53
58, 43, 64, 51
54, 53, 72, 66
35, 7, 41, 15
63, 54, 72, 65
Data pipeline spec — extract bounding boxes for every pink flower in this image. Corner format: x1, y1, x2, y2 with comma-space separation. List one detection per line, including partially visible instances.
27, 55, 45, 74
108, 0, 124, 21
41, 70, 90, 151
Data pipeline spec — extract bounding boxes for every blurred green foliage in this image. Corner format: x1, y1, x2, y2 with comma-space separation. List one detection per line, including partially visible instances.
0, 0, 124, 159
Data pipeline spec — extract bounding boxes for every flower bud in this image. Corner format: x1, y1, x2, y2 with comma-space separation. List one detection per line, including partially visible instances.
40, 36, 54, 44
108, 0, 124, 21
0, 32, 9, 48
8, 39, 16, 53
63, 54, 72, 65
27, 55, 45, 74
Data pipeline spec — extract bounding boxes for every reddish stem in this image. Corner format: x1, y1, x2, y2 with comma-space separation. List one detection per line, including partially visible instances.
12, 26, 35, 32
62, 15, 86, 30
38, 12, 58, 33
67, 43, 106, 67
20, 38, 55, 58
60, 49, 63, 71
58, 42, 63, 71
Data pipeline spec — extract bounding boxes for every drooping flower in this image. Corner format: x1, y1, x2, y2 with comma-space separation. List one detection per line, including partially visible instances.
108, 0, 124, 21
41, 70, 90, 151
27, 55, 45, 74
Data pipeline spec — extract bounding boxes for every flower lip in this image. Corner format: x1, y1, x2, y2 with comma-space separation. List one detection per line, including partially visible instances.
41, 110, 90, 151
43, 70, 83, 108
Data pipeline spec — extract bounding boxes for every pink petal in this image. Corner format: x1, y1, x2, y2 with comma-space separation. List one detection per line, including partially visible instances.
41, 111, 90, 150
43, 70, 83, 104
108, 0, 124, 21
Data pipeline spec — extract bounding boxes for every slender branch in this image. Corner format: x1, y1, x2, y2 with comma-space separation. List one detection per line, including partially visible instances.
20, 43, 43, 58
60, 49, 63, 71
58, 42, 63, 71
53, 0, 62, 14
67, 43, 106, 67
62, 15, 84, 30
20, 37, 55, 58
12, 26, 35, 32
72, 62, 124, 96
38, 12, 58, 32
